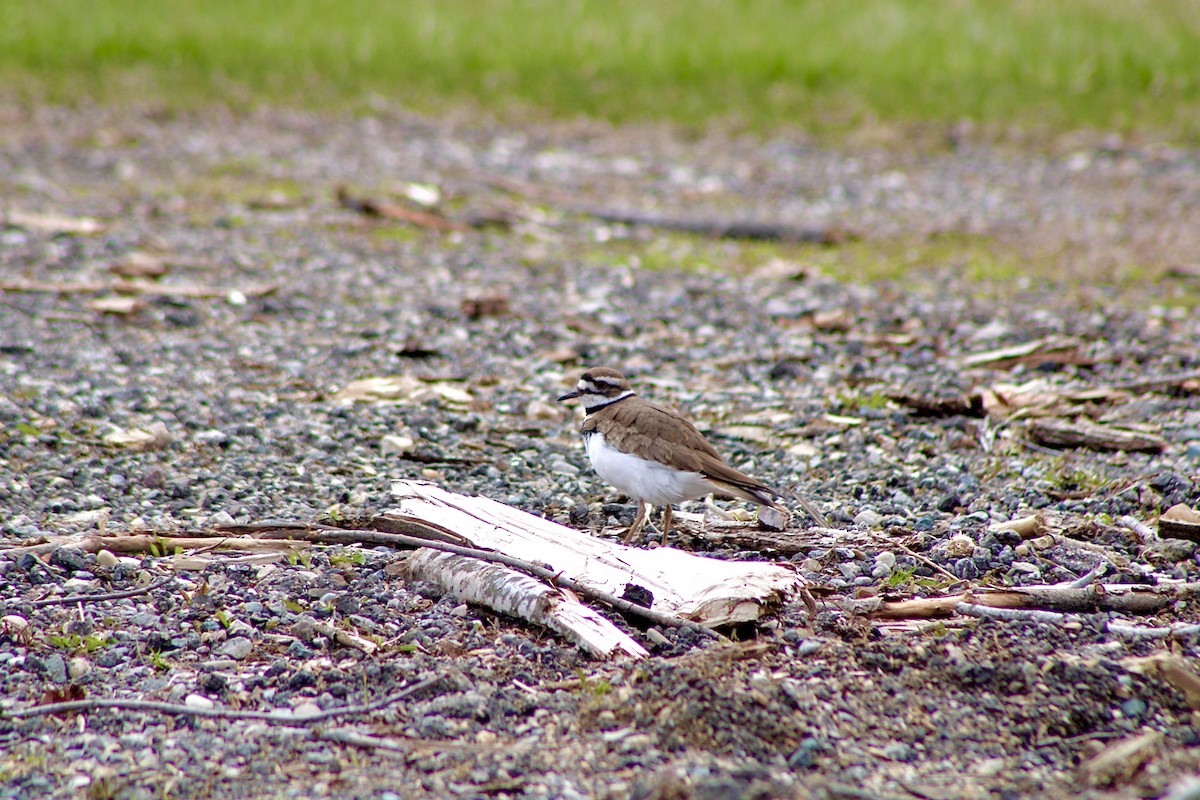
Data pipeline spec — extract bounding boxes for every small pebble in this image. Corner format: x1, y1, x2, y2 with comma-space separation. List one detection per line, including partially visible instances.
380, 434, 416, 456
944, 534, 975, 559
184, 694, 214, 710
218, 637, 253, 660
853, 509, 885, 528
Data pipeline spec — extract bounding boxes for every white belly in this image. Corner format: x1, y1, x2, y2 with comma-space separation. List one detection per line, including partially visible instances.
585, 432, 714, 505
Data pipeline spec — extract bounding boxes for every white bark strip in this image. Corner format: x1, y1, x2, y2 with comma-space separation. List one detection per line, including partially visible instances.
407, 548, 648, 659
390, 481, 800, 627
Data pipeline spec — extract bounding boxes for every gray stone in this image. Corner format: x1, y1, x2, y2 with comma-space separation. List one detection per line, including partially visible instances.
218, 636, 253, 660
43, 653, 68, 684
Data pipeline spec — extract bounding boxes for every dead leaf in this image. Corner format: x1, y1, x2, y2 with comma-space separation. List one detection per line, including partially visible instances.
38, 685, 88, 706
1124, 653, 1200, 710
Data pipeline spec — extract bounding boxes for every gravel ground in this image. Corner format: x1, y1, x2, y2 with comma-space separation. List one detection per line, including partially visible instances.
1, 105, 1199, 799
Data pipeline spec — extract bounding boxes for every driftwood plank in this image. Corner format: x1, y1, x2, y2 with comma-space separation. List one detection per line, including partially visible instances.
388, 481, 800, 627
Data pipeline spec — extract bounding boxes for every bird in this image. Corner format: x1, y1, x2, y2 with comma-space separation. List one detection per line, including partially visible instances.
558, 366, 826, 546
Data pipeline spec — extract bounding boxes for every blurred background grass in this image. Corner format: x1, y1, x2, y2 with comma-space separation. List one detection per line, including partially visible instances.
2, 0, 1199, 142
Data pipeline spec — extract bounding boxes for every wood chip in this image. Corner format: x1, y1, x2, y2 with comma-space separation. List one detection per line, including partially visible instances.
1159, 504, 1200, 543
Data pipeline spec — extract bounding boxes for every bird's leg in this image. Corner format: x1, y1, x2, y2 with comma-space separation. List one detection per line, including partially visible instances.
623, 500, 650, 543
660, 505, 673, 547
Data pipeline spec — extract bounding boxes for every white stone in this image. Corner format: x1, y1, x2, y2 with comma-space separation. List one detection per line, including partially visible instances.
184, 694, 214, 710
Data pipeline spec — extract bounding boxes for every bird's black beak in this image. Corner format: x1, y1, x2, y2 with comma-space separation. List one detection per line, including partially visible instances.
557, 389, 582, 402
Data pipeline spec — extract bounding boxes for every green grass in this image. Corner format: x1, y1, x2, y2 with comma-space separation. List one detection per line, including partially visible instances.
2, 0, 1199, 141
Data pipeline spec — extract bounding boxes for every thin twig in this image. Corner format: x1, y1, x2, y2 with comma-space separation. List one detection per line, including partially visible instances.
3, 674, 450, 722
876, 534, 961, 584
23, 578, 173, 609
314, 727, 516, 753
955, 602, 1070, 624
1106, 622, 1200, 640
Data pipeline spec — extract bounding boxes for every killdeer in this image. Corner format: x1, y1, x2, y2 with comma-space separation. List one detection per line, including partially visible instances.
558, 367, 825, 545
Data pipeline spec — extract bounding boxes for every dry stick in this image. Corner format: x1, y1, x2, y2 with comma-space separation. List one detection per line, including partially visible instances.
1, 534, 301, 558
23, 577, 174, 609
955, 601, 1070, 624
3, 674, 449, 723
0, 279, 278, 299
243, 522, 729, 642
315, 727, 515, 754
873, 533, 961, 583
1106, 622, 1200, 640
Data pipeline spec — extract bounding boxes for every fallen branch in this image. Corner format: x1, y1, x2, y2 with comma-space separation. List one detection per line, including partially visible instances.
2, 535, 304, 558
955, 602, 1069, 624
408, 549, 648, 659
849, 581, 1200, 619
386, 481, 799, 627
1106, 622, 1200, 640
38, 519, 722, 641
3, 674, 450, 723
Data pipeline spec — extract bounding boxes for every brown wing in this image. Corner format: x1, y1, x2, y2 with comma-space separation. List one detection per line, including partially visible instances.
584, 397, 782, 506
